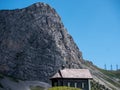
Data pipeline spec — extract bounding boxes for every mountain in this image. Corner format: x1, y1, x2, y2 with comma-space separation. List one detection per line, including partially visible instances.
0, 2, 120, 90
0, 2, 82, 82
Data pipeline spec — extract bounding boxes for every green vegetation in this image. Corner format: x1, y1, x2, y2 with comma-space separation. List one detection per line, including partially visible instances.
0, 83, 3, 88
8, 76, 19, 82
84, 60, 120, 89
0, 73, 19, 83
0, 74, 4, 79
99, 69, 120, 79
99, 69, 120, 88
91, 80, 109, 90
49, 86, 80, 90
30, 86, 45, 90
31, 86, 80, 90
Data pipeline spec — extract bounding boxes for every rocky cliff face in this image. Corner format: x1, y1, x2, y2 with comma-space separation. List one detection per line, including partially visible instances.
1, 2, 120, 90
0, 2, 83, 82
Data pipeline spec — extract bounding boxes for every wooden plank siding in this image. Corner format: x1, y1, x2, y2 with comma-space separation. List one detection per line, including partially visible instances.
51, 78, 89, 90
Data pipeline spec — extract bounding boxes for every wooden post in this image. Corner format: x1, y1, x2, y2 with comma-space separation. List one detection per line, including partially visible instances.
88, 79, 91, 90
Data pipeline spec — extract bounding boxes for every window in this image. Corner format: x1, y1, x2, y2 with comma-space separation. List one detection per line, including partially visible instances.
53, 82, 57, 86
60, 81, 63, 86
75, 83, 77, 88
82, 83, 85, 88
68, 82, 70, 87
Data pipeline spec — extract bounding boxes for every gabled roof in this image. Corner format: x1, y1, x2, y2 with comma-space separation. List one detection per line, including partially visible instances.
51, 69, 93, 79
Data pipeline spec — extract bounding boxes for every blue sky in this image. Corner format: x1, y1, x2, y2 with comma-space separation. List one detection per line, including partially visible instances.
0, 0, 120, 70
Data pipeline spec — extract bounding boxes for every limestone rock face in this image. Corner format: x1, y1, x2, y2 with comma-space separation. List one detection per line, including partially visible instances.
0, 2, 83, 82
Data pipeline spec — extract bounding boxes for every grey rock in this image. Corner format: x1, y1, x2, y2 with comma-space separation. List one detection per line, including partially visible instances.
0, 77, 51, 90
0, 2, 120, 90
0, 2, 83, 83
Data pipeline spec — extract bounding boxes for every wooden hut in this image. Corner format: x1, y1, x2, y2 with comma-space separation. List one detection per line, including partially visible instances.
50, 69, 93, 90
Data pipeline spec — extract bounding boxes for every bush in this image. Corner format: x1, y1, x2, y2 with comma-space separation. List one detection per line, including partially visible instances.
0, 74, 4, 79
48, 86, 80, 90
0, 83, 3, 88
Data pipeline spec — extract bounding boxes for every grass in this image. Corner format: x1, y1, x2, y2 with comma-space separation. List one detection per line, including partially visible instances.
30, 86, 80, 90
84, 61, 120, 89
97, 68, 120, 88
48, 86, 80, 90
99, 69, 120, 79
30, 86, 45, 90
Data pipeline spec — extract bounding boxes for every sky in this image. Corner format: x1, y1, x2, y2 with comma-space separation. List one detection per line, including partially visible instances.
0, 0, 120, 70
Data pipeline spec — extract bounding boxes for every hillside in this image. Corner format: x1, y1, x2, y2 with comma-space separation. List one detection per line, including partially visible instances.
0, 2, 120, 90
0, 74, 51, 90
84, 61, 120, 90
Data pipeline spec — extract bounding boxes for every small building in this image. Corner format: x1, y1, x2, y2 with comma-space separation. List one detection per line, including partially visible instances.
50, 69, 93, 90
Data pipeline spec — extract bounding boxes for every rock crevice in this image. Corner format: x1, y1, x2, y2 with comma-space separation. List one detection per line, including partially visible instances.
0, 2, 83, 82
